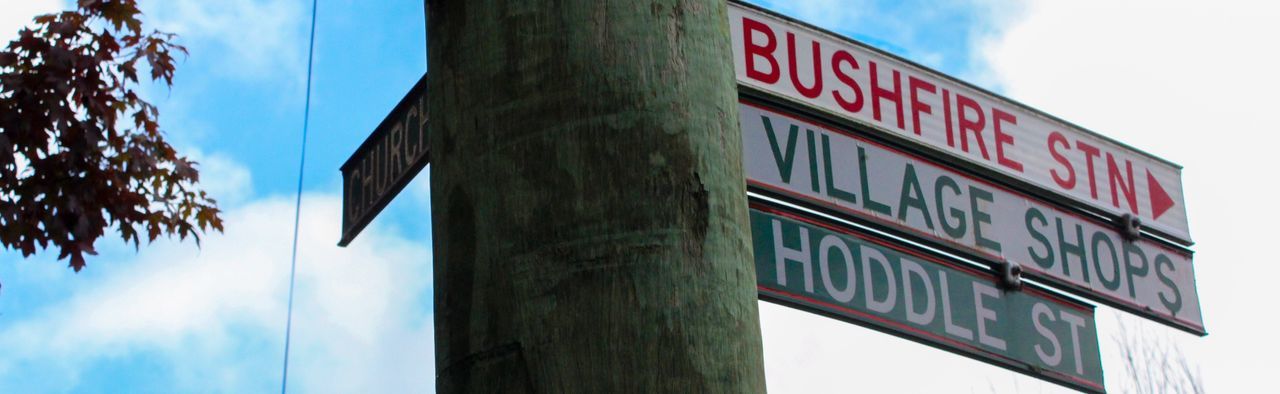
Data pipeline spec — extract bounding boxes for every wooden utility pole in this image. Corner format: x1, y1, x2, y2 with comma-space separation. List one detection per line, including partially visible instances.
426, 0, 766, 392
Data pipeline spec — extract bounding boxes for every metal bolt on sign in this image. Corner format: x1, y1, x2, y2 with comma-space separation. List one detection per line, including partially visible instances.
1121, 214, 1143, 241
999, 260, 1023, 291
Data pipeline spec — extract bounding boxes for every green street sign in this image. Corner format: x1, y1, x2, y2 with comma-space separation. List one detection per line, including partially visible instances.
339, 74, 429, 246
741, 100, 1203, 336
751, 205, 1105, 393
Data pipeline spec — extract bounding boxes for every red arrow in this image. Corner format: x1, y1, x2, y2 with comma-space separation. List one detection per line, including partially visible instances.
1147, 170, 1175, 220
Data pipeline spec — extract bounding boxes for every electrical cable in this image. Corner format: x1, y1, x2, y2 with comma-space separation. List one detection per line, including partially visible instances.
281, 0, 320, 392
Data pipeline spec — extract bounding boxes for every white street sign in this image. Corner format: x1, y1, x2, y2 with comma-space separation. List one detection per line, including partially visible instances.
742, 101, 1204, 335
729, 1, 1192, 244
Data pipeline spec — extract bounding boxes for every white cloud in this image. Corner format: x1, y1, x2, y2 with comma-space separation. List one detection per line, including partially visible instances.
2, 0, 305, 82
753, 0, 1023, 80
760, 0, 874, 32
761, 302, 1065, 393
757, 0, 937, 65
980, 0, 1280, 391
182, 148, 255, 207
0, 0, 304, 79
142, 0, 307, 81
0, 192, 435, 393
0, 0, 64, 44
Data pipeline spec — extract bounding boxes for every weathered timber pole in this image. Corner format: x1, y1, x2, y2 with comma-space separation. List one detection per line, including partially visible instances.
426, 0, 766, 392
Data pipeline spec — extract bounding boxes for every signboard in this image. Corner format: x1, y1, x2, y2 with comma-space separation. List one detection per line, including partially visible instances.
751, 205, 1106, 393
742, 100, 1204, 335
339, 74, 430, 246
729, 1, 1193, 245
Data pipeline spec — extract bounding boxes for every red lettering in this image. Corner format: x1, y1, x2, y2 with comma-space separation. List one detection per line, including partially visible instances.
943, 89, 956, 148
786, 33, 823, 98
955, 94, 990, 159
992, 108, 1023, 172
1076, 141, 1102, 199
1048, 132, 1076, 189
908, 76, 936, 136
831, 50, 864, 113
1107, 153, 1139, 214
743, 18, 780, 84
869, 61, 905, 130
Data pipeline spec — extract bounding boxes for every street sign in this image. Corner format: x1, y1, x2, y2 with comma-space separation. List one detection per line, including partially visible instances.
728, 1, 1193, 245
339, 74, 430, 246
751, 205, 1106, 393
742, 100, 1204, 335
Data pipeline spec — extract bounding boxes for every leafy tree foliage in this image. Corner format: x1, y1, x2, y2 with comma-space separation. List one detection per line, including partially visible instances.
0, 0, 222, 272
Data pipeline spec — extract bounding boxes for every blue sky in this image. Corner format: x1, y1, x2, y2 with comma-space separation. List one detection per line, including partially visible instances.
1, 0, 1277, 393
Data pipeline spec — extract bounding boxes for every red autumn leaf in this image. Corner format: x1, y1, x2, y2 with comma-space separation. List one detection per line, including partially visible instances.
0, 0, 222, 274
